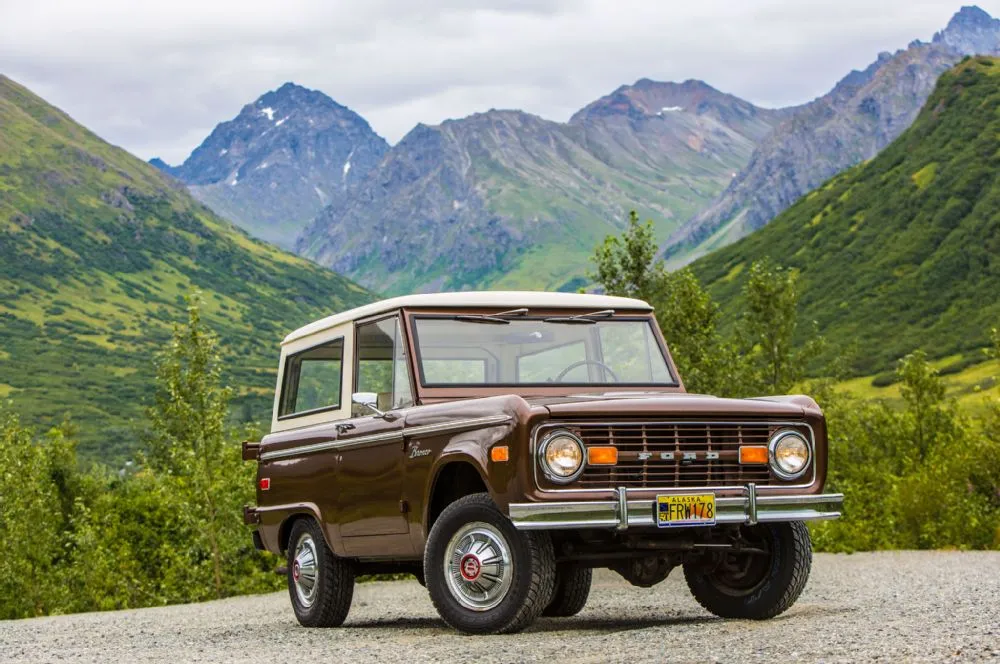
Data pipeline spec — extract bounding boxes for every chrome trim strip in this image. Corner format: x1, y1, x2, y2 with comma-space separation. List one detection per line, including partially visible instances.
260, 415, 512, 461
404, 415, 512, 438
260, 431, 403, 460
509, 488, 843, 530
531, 420, 817, 494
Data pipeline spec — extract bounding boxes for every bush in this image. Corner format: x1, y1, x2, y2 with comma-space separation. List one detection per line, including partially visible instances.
810, 353, 1000, 552
0, 294, 282, 620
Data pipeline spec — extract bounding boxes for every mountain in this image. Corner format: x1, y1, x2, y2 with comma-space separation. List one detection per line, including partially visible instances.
297, 80, 786, 294
664, 6, 1000, 266
0, 75, 373, 461
690, 56, 1000, 374
151, 83, 388, 248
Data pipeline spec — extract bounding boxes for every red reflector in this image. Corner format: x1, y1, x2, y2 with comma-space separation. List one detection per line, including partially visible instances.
259, 477, 271, 491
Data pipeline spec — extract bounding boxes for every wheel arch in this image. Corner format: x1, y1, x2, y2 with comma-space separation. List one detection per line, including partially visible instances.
424, 457, 491, 532
277, 507, 334, 554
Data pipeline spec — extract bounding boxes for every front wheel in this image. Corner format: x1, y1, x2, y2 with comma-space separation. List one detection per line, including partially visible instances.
424, 493, 555, 634
684, 521, 812, 620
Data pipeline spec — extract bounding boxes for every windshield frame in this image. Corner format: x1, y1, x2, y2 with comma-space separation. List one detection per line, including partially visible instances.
405, 308, 683, 396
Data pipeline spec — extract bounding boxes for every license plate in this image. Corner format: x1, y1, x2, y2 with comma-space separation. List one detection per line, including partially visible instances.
656, 493, 716, 528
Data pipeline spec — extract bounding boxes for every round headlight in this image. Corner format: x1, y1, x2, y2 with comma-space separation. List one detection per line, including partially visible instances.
769, 431, 811, 480
539, 431, 585, 482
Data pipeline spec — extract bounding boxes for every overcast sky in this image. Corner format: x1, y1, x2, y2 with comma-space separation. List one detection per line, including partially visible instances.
1, 1, 996, 164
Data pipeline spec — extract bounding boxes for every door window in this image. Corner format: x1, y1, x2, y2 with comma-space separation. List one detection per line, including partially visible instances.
355, 317, 414, 414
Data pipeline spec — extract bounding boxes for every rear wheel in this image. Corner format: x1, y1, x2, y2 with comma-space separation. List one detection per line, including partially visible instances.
684, 521, 812, 620
424, 493, 555, 634
286, 519, 355, 627
543, 564, 591, 617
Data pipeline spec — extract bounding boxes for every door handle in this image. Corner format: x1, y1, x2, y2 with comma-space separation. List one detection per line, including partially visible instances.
336, 423, 355, 435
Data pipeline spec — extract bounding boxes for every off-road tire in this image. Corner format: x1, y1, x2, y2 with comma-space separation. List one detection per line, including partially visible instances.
424, 493, 555, 634
287, 519, 354, 627
684, 521, 812, 620
542, 564, 592, 617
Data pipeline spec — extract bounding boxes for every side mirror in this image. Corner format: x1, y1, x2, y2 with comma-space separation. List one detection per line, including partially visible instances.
352, 392, 385, 417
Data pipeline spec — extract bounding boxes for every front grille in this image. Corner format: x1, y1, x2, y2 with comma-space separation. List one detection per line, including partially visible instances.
542, 421, 810, 489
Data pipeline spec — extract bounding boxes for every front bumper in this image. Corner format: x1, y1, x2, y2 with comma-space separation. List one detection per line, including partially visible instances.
509, 484, 843, 531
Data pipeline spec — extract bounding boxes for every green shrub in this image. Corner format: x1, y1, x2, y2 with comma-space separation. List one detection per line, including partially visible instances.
810, 352, 1000, 552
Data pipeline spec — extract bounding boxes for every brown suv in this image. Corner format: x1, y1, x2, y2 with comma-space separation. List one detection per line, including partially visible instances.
243, 292, 842, 634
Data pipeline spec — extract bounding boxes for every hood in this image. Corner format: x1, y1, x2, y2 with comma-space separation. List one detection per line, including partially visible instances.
524, 392, 819, 419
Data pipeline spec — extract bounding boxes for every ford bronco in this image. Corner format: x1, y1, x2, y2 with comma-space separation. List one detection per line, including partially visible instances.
242, 292, 843, 634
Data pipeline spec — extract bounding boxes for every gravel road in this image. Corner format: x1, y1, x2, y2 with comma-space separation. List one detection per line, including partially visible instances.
3, 551, 998, 663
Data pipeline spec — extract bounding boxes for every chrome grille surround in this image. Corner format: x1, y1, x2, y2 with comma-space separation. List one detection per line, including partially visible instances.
531, 420, 816, 494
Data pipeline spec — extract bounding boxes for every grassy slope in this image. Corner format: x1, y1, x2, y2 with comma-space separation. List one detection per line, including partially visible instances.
478, 111, 763, 294
0, 75, 373, 462
690, 57, 1000, 375
830, 353, 1000, 415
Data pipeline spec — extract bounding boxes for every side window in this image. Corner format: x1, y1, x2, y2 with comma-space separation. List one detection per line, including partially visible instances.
279, 338, 344, 418
356, 317, 414, 414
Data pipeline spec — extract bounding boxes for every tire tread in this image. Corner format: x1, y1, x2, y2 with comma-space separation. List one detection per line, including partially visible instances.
288, 519, 354, 628
685, 521, 812, 620
543, 565, 592, 617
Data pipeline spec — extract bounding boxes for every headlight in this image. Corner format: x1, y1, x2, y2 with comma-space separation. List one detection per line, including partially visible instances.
769, 430, 811, 480
539, 430, 585, 483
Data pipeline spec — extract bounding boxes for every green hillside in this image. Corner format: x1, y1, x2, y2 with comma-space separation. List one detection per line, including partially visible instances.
0, 75, 373, 461
691, 57, 1000, 374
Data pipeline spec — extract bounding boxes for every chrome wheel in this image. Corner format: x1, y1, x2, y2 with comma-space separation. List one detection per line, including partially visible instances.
443, 521, 513, 611
292, 533, 319, 608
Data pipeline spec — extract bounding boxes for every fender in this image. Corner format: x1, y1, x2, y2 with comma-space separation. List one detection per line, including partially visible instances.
254, 501, 336, 556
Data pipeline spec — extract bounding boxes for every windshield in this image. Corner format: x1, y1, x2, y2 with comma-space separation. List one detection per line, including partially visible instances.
411, 316, 675, 386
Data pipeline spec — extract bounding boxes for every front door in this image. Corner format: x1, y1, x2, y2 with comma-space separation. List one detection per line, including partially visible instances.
335, 315, 416, 555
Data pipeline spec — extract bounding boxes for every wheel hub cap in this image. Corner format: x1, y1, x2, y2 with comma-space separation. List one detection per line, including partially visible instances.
292, 534, 319, 608
460, 553, 482, 581
444, 522, 513, 612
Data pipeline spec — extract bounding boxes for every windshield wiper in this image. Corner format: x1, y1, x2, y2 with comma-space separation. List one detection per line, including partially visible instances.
452, 308, 530, 325
543, 309, 616, 324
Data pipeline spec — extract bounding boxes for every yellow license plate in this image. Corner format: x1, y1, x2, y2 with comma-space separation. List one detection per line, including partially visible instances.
656, 494, 716, 528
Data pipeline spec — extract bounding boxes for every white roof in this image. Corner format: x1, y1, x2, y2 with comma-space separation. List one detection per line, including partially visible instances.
283, 291, 653, 344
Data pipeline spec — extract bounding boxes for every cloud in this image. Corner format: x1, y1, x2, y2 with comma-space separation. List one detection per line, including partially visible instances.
0, 0, 993, 163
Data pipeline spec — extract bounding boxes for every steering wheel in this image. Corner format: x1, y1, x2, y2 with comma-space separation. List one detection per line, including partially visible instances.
555, 360, 620, 383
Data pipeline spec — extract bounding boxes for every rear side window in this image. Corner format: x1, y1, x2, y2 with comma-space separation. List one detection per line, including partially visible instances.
279, 338, 344, 418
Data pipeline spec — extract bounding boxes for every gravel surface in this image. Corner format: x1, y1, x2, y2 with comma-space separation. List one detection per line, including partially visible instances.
2, 551, 999, 663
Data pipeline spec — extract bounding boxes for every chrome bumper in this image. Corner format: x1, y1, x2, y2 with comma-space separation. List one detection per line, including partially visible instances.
508, 484, 843, 531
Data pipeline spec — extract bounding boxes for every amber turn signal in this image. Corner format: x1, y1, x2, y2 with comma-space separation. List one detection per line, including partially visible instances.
587, 446, 618, 465
490, 445, 510, 463
739, 446, 769, 464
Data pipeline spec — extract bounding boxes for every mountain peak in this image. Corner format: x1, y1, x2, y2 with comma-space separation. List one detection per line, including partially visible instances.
153, 83, 389, 247
569, 77, 779, 134
950, 5, 995, 28
932, 6, 1000, 54
275, 81, 307, 94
